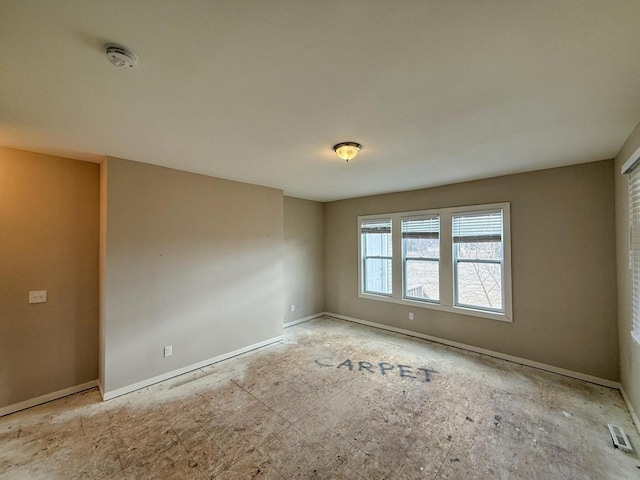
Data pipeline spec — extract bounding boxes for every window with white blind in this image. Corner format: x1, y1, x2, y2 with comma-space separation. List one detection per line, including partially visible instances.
453, 211, 504, 312
402, 216, 440, 302
360, 219, 393, 295
358, 203, 512, 322
629, 168, 640, 344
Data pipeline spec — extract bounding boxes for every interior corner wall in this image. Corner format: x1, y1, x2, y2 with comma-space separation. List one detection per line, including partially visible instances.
615, 121, 640, 417
283, 196, 324, 324
324, 160, 619, 381
100, 157, 284, 395
0, 147, 99, 409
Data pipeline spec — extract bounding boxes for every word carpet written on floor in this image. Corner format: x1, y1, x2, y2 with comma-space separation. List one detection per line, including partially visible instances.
314, 358, 437, 382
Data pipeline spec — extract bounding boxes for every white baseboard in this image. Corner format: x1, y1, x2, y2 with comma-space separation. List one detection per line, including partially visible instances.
101, 335, 284, 401
620, 387, 640, 435
325, 312, 620, 389
0, 380, 98, 417
3, 316, 624, 417
284, 312, 326, 328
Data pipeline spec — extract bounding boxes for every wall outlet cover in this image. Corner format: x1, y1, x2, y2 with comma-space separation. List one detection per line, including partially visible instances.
29, 290, 47, 304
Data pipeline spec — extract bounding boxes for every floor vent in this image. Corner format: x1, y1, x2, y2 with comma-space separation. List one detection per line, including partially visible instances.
608, 424, 633, 452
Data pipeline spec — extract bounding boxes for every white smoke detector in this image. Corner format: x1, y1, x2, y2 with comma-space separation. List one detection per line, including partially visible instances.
105, 43, 138, 68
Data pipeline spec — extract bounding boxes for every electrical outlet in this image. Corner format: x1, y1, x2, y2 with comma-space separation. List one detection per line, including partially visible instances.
290, 304, 295, 312
408, 312, 414, 320
164, 345, 173, 357
29, 290, 47, 304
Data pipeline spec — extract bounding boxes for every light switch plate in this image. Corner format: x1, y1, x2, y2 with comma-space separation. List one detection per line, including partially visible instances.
29, 290, 47, 304
164, 345, 173, 357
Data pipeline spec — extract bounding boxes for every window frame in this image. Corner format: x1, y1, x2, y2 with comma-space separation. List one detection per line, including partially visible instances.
401, 215, 440, 304
360, 218, 393, 297
452, 209, 505, 314
358, 202, 512, 323
628, 167, 640, 345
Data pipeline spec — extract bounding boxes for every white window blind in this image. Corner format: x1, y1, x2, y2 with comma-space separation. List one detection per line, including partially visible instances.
361, 220, 392, 235
630, 168, 640, 344
402, 217, 439, 239
452, 211, 503, 243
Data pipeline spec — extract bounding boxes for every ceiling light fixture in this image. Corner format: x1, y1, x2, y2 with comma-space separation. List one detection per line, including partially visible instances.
333, 142, 362, 162
105, 43, 138, 68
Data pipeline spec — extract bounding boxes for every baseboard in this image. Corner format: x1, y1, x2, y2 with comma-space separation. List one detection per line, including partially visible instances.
325, 312, 620, 389
620, 387, 640, 435
0, 380, 98, 417
284, 312, 326, 328
101, 334, 284, 401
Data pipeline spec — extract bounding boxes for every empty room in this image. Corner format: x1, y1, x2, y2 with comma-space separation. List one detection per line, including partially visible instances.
3, 1, 640, 479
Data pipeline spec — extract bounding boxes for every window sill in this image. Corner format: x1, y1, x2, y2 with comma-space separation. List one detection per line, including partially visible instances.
358, 291, 513, 323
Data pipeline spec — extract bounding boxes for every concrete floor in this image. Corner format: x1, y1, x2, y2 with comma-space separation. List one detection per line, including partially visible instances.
1, 316, 639, 479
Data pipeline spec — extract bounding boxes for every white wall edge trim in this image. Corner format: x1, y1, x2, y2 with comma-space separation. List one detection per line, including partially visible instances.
0, 380, 99, 417
620, 387, 640, 435
325, 312, 620, 389
284, 312, 326, 328
101, 335, 284, 401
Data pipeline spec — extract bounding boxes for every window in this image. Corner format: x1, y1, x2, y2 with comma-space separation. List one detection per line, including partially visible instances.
358, 203, 512, 322
629, 168, 640, 344
453, 211, 504, 312
360, 219, 392, 295
402, 216, 440, 302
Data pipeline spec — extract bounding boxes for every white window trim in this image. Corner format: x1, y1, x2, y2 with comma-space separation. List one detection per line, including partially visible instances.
627, 164, 640, 346
358, 202, 513, 323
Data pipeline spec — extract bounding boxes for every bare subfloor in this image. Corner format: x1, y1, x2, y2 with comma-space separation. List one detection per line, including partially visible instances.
1, 316, 639, 479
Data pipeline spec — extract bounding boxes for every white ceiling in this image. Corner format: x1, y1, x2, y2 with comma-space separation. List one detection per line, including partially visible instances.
2, 1, 640, 201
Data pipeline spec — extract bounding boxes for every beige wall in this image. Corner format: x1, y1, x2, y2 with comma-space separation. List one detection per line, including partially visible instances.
325, 160, 619, 381
2, 145, 623, 408
283, 197, 324, 324
101, 157, 284, 394
615, 121, 640, 420
0, 147, 99, 409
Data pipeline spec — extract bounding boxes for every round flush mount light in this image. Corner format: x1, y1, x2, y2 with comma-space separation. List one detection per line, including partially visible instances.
105, 43, 138, 68
333, 142, 362, 162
